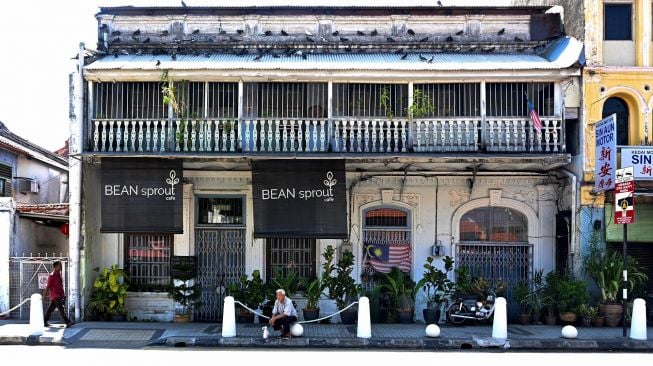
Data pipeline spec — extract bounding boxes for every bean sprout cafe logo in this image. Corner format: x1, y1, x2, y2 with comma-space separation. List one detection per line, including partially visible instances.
104, 170, 180, 201
261, 171, 337, 203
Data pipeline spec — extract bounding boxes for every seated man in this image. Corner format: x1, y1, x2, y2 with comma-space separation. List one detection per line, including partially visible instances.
268, 289, 297, 338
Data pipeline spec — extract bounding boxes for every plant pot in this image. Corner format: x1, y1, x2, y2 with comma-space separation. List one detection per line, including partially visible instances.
544, 314, 557, 325
303, 308, 320, 322
340, 308, 357, 325
601, 304, 623, 327
422, 308, 441, 324
237, 312, 255, 323
593, 316, 605, 327
559, 312, 577, 324
175, 314, 191, 323
109, 313, 127, 322
397, 309, 413, 324
581, 317, 593, 327
518, 314, 533, 325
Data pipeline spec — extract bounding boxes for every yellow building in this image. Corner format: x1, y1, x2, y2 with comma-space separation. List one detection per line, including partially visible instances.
582, 0, 653, 289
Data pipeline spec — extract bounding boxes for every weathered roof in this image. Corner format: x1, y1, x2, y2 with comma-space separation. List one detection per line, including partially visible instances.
98, 0, 541, 9
87, 36, 582, 72
16, 203, 69, 221
0, 122, 69, 170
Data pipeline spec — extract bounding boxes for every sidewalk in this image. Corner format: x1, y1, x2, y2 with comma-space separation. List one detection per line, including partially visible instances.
1, 320, 652, 351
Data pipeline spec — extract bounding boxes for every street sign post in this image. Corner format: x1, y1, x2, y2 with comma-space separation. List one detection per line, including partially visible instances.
614, 166, 634, 337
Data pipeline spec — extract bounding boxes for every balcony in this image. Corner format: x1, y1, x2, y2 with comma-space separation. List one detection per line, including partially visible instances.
89, 116, 563, 154
86, 81, 566, 156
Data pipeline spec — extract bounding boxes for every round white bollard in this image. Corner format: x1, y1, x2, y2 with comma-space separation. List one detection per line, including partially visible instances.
357, 296, 372, 339
425, 324, 441, 338
561, 325, 578, 339
630, 298, 647, 341
29, 294, 44, 336
290, 323, 304, 337
491, 297, 508, 339
221, 296, 236, 337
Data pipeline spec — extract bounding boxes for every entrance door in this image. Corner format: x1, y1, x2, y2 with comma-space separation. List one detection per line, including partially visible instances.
9, 256, 69, 320
194, 228, 245, 322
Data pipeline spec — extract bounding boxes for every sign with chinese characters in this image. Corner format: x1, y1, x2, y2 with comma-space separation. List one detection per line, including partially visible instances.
38, 273, 49, 290
594, 114, 617, 192
621, 147, 653, 180
101, 158, 183, 233
614, 167, 635, 225
252, 159, 347, 238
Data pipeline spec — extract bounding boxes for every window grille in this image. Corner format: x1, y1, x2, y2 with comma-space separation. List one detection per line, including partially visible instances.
333, 83, 408, 118
243, 82, 328, 119
413, 83, 480, 117
124, 234, 173, 288
486, 82, 554, 117
266, 238, 317, 281
93, 82, 167, 119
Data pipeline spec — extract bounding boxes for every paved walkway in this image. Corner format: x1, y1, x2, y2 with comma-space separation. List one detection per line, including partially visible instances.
1, 320, 652, 351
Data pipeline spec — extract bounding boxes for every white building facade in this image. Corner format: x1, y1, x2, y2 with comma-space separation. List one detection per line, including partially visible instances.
69, 3, 582, 322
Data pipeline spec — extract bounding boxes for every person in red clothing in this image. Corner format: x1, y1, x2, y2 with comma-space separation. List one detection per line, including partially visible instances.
43, 261, 73, 327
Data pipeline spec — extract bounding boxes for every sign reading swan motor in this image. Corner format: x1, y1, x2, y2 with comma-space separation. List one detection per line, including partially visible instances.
252, 159, 347, 238
101, 158, 183, 233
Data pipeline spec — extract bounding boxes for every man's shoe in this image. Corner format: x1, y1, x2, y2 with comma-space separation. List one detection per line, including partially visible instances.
44, 322, 51, 327
65, 321, 74, 328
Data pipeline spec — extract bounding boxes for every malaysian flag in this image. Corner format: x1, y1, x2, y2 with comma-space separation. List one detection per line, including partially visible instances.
525, 94, 543, 134
364, 243, 411, 273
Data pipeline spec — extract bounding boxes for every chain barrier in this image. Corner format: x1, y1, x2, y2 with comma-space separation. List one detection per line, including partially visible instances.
0, 298, 30, 317
233, 300, 358, 324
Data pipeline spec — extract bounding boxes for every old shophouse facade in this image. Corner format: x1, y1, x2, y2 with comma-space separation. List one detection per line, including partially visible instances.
68, 2, 583, 321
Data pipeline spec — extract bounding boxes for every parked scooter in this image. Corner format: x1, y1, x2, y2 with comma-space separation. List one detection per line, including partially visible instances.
446, 288, 498, 325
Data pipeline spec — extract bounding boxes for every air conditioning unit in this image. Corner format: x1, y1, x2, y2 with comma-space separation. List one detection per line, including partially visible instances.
16, 178, 39, 194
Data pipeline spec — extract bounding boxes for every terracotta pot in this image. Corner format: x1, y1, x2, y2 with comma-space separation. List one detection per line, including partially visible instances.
559, 312, 577, 324
601, 303, 623, 327
518, 314, 533, 325
544, 314, 557, 325
593, 316, 605, 327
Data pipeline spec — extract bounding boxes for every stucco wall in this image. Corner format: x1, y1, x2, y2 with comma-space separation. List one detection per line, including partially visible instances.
13, 218, 68, 256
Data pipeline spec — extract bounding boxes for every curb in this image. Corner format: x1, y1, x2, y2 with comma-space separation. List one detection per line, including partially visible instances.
0, 336, 64, 346
151, 336, 653, 352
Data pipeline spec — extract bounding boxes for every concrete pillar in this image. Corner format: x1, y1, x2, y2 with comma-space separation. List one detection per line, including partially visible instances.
29, 294, 44, 336
222, 296, 236, 337
536, 185, 557, 273
0, 198, 14, 313
492, 297, 508, 339
637, 0, 652, 67
357, 297, 371, 339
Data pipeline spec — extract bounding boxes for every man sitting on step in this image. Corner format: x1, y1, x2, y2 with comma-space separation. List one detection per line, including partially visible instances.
269, 289, 297, 339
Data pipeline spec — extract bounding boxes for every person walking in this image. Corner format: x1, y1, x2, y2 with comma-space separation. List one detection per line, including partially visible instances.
43, 261, 73, 327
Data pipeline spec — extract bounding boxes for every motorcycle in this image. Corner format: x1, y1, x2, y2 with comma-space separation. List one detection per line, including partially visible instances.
446, 288, 498, 325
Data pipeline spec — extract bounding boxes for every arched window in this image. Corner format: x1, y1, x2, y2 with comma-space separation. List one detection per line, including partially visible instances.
362, 207, 412, 279
602, 97, 629, 146
460, 207, 528, 242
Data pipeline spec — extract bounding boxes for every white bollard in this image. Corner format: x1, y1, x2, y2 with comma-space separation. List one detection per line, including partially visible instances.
29, 294, 44, 336
357, 296, 371, 339
561, 325, 578, 339
221, 296, 236, 338
630, 298, 647, 341
491, 297, 508, 339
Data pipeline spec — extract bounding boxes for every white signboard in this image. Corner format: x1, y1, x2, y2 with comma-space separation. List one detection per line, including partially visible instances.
38, 273, 49, 290
594, 114, 617, 192
621, 147, 653, 180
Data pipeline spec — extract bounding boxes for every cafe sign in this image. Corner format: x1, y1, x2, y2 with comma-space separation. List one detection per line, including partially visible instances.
101, 158, 183, 233
252, 159, 347, 238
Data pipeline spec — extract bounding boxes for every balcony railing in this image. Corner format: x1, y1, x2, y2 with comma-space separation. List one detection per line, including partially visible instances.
89, 117, 564, 154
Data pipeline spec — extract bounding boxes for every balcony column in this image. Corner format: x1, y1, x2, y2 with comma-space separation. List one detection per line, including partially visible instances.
87, 81, 94, 150
480, 81, 487, 150
328, 81, 333, 149
238, 80, 244, 151
408, 81, 414, 148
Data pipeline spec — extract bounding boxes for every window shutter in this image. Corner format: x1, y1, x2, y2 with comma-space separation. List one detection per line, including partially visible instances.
0, 163, 12, 197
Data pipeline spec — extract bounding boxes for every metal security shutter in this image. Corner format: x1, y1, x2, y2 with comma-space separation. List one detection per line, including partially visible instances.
0, 163, 12, 197
606, 243, 653, 294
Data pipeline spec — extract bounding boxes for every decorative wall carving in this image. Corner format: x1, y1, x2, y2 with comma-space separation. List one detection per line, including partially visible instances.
489, 189, 502, 206
511, 190, 536, 204
448, 189, 470, 207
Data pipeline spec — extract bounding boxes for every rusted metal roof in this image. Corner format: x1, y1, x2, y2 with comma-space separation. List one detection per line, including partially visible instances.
16, 203, 69, 218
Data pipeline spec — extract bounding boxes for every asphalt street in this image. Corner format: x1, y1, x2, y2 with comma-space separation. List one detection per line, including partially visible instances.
2, 346, 652, 366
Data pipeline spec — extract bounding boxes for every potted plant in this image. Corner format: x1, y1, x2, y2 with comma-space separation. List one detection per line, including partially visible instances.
416, 256, 455, 324
522, 270, 549, 324
514, 280, 533, 325
87, 265, 129, 321
322, 246, 359, 324
302, 277, 324, 321
168, 258, 202, 322
227, 270, 265, 323
453, 266, 476, 302
382, 267, 416, 324
542, 271, 564, 325
578, 304, 598, 327
583, 240, 648, 327
557, 277, 588, 324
